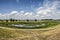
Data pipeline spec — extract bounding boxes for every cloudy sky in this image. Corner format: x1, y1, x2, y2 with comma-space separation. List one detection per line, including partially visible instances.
0, 0, 60, 20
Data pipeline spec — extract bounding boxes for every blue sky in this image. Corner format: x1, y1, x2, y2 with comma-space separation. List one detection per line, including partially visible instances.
0, 0, 43, 13
0, 0, 60, 19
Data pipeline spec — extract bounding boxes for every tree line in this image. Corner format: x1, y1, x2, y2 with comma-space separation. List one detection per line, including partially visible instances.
5, 18, 37, 22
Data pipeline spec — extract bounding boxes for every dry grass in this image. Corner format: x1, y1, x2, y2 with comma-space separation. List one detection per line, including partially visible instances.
0, 25, 60, 40
0, 28, 46, 40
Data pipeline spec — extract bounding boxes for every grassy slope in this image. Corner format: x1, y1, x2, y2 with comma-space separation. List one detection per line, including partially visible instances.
0, 21, 60, 40
0, 21, 59, 29
20, 25, 60, 40
0, 25, 60, 40
0, 28, 46, 40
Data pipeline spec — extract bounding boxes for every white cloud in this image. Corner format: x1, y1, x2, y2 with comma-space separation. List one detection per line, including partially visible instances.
0, 0, 60, 20
20, 11, 24, 13
0, 14, 3, 16
36, 0, 60, 18
11, 11, 18, 13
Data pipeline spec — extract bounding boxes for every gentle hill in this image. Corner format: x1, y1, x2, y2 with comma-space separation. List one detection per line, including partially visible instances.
0, 25, 60, 40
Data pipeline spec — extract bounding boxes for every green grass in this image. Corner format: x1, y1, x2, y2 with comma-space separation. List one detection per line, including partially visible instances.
0, 20, 60, 40
0, 20, 60, 29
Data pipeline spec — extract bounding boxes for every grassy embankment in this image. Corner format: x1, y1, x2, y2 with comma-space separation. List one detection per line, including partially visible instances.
0, 20, 60, 29
0, 20, 60, 40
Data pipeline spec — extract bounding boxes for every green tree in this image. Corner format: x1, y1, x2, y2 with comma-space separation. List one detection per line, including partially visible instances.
10, 18, 13, 22
26, 19, 29, 22
35, 19, 37, 22
6, 20, 8, 22
12, 19, 15, 22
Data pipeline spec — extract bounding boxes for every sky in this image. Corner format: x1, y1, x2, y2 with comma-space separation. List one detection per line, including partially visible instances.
0, 0, 60, 20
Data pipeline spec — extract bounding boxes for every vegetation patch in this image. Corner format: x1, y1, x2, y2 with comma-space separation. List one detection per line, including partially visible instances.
0, 20, 59, 29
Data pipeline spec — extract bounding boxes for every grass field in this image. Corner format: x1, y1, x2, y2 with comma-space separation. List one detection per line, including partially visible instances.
0, 20, 60, 29
0, 25, 60, 40
0, 20, 60, 40
0, 28, 47, 40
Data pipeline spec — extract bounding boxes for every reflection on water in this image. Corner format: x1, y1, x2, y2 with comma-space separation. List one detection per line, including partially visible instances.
10, 24, 45, 28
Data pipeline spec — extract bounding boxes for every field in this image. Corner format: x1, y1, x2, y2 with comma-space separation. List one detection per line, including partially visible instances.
0, 20, 60, 29
0, 20, 60, 40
